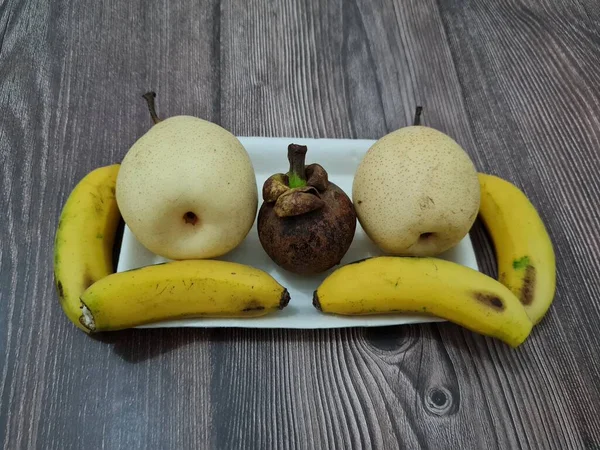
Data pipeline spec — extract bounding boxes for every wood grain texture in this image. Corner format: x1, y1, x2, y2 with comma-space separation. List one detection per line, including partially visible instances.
437, 2, 600, 448
1, 0, 599, 449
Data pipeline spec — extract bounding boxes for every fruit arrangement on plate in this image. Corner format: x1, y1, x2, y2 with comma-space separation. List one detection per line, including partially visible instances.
54, 93, 555, 347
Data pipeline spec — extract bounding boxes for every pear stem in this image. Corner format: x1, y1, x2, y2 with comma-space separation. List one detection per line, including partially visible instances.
142, 92, 162, 124
413, 106, 423, 126
287, 144, 308, 188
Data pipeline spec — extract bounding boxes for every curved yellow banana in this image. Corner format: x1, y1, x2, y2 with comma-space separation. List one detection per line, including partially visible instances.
79, 260, 291, 332
314, 256, 532, 347
54, 164, 121, 331
478, 173, 556, 324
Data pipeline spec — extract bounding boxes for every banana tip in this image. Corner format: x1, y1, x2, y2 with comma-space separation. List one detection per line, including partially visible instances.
312, 291, 322, 311
279, 289, 291, 309
79, 301, 96, 332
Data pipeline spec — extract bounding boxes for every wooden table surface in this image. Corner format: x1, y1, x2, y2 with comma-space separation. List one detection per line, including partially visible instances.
2, 0, 599, 448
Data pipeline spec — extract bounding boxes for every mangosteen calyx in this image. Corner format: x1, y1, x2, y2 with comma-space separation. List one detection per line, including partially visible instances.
262, 144, 329, 218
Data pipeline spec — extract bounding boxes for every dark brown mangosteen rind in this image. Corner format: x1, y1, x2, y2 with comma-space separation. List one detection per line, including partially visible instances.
258, 143, 357, 275
258, 181, 357, 275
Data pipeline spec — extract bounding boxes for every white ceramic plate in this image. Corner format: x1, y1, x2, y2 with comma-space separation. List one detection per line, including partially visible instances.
117, 137, 479, 329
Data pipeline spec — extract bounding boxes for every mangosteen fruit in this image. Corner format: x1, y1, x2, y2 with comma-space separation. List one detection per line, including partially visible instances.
257, 144, 357, 275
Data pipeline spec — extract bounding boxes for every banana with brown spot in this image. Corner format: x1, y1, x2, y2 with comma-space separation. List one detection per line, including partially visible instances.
54, 164, 121, 331
313, 256, 532, 347
79, 260, 290, 332
478, 173, 556, 324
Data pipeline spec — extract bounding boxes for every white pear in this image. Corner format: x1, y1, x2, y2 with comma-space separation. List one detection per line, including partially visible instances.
352, 108, 480, 256
116, 93, 258, 260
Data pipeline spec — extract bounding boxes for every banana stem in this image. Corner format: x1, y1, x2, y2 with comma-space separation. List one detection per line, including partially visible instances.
287, 144, 308, 188
413, 106, 423, 126
142, 91, 162, 124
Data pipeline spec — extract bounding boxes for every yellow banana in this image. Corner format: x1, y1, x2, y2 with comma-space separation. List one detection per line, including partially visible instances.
478, 173, 556, 324
54, 164, 121, 331
78, 260, 291, 332
313, 256, 532, 347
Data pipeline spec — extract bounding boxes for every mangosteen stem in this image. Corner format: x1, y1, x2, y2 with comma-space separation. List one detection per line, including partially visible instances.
287, 144, 308, 188
142, 91, 162, 124
413, 106, 423, 126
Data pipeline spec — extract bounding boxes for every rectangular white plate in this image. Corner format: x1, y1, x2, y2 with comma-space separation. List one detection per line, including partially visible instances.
117, 137, 479, 329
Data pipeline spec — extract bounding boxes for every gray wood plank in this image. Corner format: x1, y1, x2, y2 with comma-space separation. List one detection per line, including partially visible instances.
0, 0, 221, 448
438, 0, 600, 447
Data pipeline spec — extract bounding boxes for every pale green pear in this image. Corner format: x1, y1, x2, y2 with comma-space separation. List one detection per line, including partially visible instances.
116, 93, 258, 260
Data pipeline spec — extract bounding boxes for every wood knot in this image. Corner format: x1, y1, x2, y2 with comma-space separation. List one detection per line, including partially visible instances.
363, 325, 419, 355
424, 386, 457, 416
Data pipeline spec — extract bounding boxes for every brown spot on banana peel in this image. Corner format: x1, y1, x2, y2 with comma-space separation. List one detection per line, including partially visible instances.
244, 290, 290, 312
274, 187, 325, 217
473, 292, 505, 311
499, 271, 508, 284
242, 301, 266, 312
56, 270, 94, 304
55, 278, 65, 303
520, 265, 536, 306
